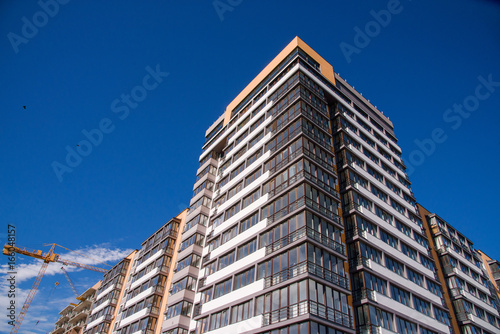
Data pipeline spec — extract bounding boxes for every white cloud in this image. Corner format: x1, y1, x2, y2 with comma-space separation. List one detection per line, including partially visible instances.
56, 243, 135, 268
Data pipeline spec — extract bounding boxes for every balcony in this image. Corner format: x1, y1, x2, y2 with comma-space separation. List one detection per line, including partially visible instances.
72, 299, 91, 312
349, 256, 371, 270
268, 82, 301, 118
269, 106, 301, 137
357, 324, 382, 334
67, 319, 87, 331
442, 264, 456, 276
303, 170, 340, 200
102, 314, 113, 323
69, 309, 90, 323
302, 126, 332, 152
301, 103, 330, 132
308, 300, 353, 329
456, 311, 473, 322
264, 260, 349, 290
449, 287, 465, 298
303, 147, 336, 174
268, 146, 304, 176
202, 254, 210, 266
265, 225, 307, 254
268, 170, 305, 199
339, 176, 360, 191
148, 305, 160, 316
264, 261, 308, 288
109, 297, 119, 306
268, 147, 337, 187
267, 196, 306, 225
55, 314, 69, 325
304, 197, 341, 225
343, 202, 363, 215
50, 326, 65, 334
265, 226, 344, 256
352, 288, 376, 302
436, 246, 451, 255
262, 300, 308, 327
307, 261, 349, 290
269, 126, 302, 155
153, 285, 166, 295
306, 227, 345, 255
165, 228, 179, 239
430, 224, 443, 236
159, 264, 170, 276
346, 227, 367, 240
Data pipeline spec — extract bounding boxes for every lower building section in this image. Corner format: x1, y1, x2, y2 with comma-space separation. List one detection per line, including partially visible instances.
51, 282, 101, 334
77, 210, 188, 334
419, 204, 500, 334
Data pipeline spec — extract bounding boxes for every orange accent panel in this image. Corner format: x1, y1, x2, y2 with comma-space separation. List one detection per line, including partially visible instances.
478, 250, 500, 301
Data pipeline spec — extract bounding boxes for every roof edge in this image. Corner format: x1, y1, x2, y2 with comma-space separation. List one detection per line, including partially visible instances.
223, 36, 335, 125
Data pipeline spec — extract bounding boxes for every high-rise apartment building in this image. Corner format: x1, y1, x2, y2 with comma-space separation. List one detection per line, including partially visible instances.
161, 37, 454, 334
418, 204, 500, 334
60, 37, 500, 334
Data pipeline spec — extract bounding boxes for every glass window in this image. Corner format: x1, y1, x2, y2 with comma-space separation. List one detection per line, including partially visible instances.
230, 299, 253, 324
234, 266, 255, 290
396, 315, 417, 334
390, 284, 410, 306
237, 239, 257, 260
213, 278, 232, 299
239, 212, 259, 233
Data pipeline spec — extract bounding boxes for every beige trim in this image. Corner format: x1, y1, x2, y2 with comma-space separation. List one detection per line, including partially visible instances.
155, 209, 189, 334
109, 251, 137, 333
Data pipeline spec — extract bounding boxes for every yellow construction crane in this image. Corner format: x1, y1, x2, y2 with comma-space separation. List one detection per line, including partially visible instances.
2, 243, 111, 334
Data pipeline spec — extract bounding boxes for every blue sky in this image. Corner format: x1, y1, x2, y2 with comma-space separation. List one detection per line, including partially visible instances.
1, 0, 499, 332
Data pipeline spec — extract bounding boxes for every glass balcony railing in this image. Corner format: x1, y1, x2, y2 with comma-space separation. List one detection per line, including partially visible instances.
264, 260, 349, 290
